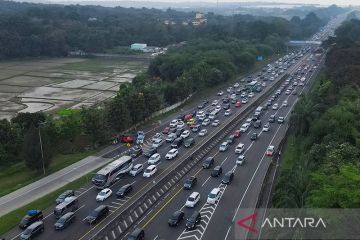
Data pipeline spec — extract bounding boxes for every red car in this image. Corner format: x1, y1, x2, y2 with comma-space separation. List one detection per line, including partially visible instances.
266, 145, 275, 156
235, 101, 241, 108
120, 135, 134, 143
162, 127, 170, 134
234, 130, 241, 138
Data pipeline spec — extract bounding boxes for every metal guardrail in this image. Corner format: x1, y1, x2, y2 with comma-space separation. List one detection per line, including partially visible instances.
91, 73, 290, 240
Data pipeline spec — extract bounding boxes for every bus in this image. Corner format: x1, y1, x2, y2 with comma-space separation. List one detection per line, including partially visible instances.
92, 156, 133, 189
246, 80, 258, 92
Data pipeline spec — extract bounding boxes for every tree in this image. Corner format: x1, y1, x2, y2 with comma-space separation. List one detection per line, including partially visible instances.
81, 108, 110, 146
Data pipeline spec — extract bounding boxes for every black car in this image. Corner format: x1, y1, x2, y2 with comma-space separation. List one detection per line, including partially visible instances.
202, 157, 214, 169
253, 120, 262, 128
171, 137, 183, 148
222, 98, 230, 103
19, 210, 43, 229
55, 190, 75, 205
186, 211, 201, 230
143, 147, 157, 157
20, 221, 44, 240
226, 135, 235, 145
116, 184, 133, 198
184, 138, 195, 148
85, 205, 109, 224
222, 171, 234, 185
130, 145, 143, 158
168, 210, 185, 227
211, 165, 223, 177
263, 104, 268, 110
231, 98, 237, 104
128, 228, 145, 240
184, 176, 197, 190
223, 103, 230, 110
175, 129, 184, 137
54, 212, 76, 230
251, 132, 258, 141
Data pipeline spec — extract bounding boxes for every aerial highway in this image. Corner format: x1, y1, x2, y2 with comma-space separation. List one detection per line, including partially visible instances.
3, 13, 346, 240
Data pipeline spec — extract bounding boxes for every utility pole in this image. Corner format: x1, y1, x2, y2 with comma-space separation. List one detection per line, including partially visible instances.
38, 124, 46, 175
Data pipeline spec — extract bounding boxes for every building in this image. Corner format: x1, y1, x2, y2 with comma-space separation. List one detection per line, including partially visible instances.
192, 12, 207, 26
131, 43, 147, 51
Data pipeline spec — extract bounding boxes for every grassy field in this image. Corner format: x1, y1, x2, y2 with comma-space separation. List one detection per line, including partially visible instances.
59, 58, 114, 73
0, 172, 93, 235
0, 150, 97, 197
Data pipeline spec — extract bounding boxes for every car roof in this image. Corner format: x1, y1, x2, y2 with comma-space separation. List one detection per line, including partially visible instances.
28, 221, 43, 229
210, 188, 220, 194
147, 165, 156, 170
134, 163, 142, 168
190, 192, 199, 197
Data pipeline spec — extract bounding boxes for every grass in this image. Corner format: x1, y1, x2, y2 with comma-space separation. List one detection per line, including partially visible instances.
0, 150, 97, 197
0, 172, 93, 235
59, 59, 112, 73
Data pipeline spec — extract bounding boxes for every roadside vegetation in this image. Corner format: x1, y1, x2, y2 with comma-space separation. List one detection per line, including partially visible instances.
273, 19, 360, 208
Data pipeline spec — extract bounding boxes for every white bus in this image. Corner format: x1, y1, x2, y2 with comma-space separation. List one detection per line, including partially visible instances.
92, 156, 133, 189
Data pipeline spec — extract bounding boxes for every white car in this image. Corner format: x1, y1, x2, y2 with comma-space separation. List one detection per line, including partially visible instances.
248, 92, 254, 98
185, 192, 200, 208
241, 92, 246, 98
212, 119, 220, 127
217, 91, 224, 96
212, 100, 219, 106
143, 165, 157, 177
207, 188, 221, 204
96, 188, 112, 202
148, 153, 161, 165
129, 164, 143, 176
234, 83, 239, 88
262, 82, 266, 87
152, 138, 163, 148
285, 90, 291, 95
219, 142, 229, 152
181, 130, 190, 139
198, 129, 207, 136
240, 123, 250, 132
169, 119, 178, 128
269, 77, 275, 81
236, 155, 245, 165
299, 82, 304, 86
215, 105, 221, 111
262, 123, 270, 132
282, 101, 288, 107
177, 121, 185, 129
151, 133, 162, 142
272, 103, 278, 110
246, 118, 252, 125
202, 119, 211, 126
224, 109, 232, 116
241, 98, 248, 104
165, 148, 178, 160
293, 81, 298, 86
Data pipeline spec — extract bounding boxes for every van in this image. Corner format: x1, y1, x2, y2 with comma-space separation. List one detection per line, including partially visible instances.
207, 188, 221, 204
85, 205, 109, 224
128, 228, 145, 240
54, 212, 76, 230
54, 196, 79, 219
20, 221, 44, 240
235, 143, 245, 154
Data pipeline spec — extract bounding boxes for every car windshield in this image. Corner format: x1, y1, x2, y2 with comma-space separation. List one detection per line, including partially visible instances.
90, 210, 99, 218
208, 193, 216, 198
57, 217, 66, 224
94, 174, 106, 181
99, 191, 107, 196
185, 179, 193, 184
188, 197, 195, 202
145, 168, 152, 173
23, 228, 32, 235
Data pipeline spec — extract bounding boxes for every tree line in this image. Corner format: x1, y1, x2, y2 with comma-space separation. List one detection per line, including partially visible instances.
273, 19, 360, 209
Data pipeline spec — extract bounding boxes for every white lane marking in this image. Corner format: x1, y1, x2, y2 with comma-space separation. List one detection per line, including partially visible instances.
201, 176, 211, 187
220, 156, 229, 166
224, 226, 232, 240
153, 235, 159, 240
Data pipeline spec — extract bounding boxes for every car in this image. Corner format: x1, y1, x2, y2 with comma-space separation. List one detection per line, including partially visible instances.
198, 129, 207, 136
234, 130, 241, 138
266, 145, 275, 156
235, 101, 241, 108
143, 165, 157, 177
55, 190, 75, 205
184, 176, 197, 190
207, 188, 221, 204
277, 116, 285, 123
96, 188, 112, 202
263, 123, 270, 132
215, 105, 221, 111
222, 97, 230, 104
180, 130, 190, 139
217, 91, 224, 96
241, 92, 247, 98
261, 82, 266, 87
85, 205, 109, 224
241, 98, 248, 104
136, 131, 145, 145
202, 118, 211, 126
168, 210, 185, 227
269, 115, 275, 123
165, 148, 179, 160
211, 165, 223, 177
171, 137, 183, 148
121, 135, 134, 144
248, 92, 254, 98
292, 90, 297, 95
212, 100, 219, 106
162, 127, 170, 135
191, 124, 201, 132
212, 119, 220, 127
236, 155, 245, 165
253, 120, 262, 128
219, 142, 229, 152
20, 221, 44, 239
177, 121, 185, 129
224, 109, 232, 116
184, 138, 195, 148
169, 119, 178, 128
202, 157, 214, 169
151, 138, 163, 149
222, 171, 234, 184
185, 192, 200, 208
143, 147, 157, 158
197, 103, 205, 109
272, 103, 278, 110
131, 143, 144, 156
54, 212, 75, 230
240, 123, 250, 132
299, 81, 304, 86
226, 135, 235, 144
148, 153, 161, 165
282, 100, 288, 107
128, 228, 145, 240
116, 184, 133, 198
19, 210, 44, 229
250, 132, 258, 141
166, 133, 177, 143
186, 211, 201, 230
223, 103, 230, 110
151, 133, 162, 142
293, 81, 298, 86
129, 164, 143, 176
234, 82, 240, 88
